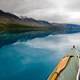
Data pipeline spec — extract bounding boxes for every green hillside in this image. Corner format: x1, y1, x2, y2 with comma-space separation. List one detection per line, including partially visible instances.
0, 22, 52, 34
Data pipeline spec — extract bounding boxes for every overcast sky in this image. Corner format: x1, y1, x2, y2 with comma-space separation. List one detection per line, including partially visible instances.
0, 0, 80, 23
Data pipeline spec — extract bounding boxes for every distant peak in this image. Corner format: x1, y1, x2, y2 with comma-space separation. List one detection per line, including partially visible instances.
0, 9, 20, 19
0, 10, 5, 14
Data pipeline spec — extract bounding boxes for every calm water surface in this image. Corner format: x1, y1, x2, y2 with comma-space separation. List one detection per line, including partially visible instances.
0, 33, 80, 80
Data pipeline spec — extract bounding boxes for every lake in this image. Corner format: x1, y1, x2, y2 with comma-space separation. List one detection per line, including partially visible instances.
0, 32, 80, 80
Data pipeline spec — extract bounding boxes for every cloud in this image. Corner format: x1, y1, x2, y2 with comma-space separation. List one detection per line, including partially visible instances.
0, 0, 56, 15
25, 33, 80, 51
0, 0, 80, 23
66, 0, 80, 11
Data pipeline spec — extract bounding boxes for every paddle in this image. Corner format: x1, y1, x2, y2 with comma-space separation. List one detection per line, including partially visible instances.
49, 56, 73, 80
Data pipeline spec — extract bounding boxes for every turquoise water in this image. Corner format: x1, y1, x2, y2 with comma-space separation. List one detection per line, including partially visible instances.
0, 33, 80, 80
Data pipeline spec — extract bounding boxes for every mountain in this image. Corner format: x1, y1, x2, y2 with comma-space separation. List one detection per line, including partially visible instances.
0, 10, 64, 33
0, 10, 53, 27
65, 24, 80, 33
0, 10, 65, 47
21, 17, 54, 27
0, 10, 19, 19
0, 9, 80, 34
0, 10, 80, 47
0, 10, 20, 23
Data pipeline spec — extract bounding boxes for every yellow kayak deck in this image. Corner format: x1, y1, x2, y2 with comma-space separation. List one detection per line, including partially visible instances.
48, 48, 79, 80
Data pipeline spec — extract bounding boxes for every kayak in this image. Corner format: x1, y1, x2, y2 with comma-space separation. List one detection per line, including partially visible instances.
48, 47, 79, 80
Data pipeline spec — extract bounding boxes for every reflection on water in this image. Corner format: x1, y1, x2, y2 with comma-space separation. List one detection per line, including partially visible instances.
0, 33, 80, 80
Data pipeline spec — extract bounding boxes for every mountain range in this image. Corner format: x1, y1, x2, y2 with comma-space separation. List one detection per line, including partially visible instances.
0, 10, 80, 47
0, 9, 80, 33
0, 10, 54, 27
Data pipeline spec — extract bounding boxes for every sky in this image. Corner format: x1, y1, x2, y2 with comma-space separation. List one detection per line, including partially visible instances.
0, 0, 80, 23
